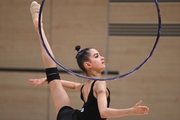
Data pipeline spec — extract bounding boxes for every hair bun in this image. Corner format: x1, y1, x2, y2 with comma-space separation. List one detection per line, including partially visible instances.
75, 45, 81, 52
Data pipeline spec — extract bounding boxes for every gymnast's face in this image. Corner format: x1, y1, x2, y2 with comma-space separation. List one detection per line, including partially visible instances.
84, 48, 106, 73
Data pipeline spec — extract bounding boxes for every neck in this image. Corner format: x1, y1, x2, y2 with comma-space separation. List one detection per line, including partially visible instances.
86, 71, 102, 78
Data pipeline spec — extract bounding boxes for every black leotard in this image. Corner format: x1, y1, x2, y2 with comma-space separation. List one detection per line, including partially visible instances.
57, 81, 110, 120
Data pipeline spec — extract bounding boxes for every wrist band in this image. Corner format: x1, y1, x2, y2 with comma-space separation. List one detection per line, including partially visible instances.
46, 67, 60, 83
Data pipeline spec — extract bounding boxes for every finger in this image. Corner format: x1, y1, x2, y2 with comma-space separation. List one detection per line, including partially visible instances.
29, 79, 36, 82
141, 108, 149, 114
140, 106, 148, 109
135, 100, 142, 106
29, 79, 35, 84
143, 106, 149, 111
29, 79, 38, 85
144, 110, 149, 114
140, 109, 148, 115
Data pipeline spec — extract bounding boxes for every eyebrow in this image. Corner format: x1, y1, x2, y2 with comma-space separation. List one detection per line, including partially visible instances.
93, 53, 99, 57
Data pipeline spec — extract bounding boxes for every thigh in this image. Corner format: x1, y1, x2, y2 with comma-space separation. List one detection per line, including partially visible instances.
49, 80, 72, 115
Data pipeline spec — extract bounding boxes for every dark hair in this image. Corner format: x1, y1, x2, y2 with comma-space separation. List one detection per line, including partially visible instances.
75, 45, 91, 72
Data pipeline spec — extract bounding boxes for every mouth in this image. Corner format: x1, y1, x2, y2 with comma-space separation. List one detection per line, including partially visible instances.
102, 61, 105, 64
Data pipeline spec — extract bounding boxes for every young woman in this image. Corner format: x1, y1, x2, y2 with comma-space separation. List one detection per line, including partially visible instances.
29, 1, 149, 120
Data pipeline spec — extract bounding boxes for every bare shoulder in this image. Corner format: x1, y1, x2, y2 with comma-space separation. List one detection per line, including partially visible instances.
94, 81, 107, 93
95, 80, 107, 86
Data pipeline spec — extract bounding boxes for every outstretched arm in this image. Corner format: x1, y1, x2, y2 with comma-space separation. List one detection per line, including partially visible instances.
94, 81, 149, 118
29, 77, 82, 91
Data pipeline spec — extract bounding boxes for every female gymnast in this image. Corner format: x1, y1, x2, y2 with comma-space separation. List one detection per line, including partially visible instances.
29, 1, 149, 120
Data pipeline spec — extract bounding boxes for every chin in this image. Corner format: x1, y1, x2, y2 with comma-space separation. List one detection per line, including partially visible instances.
101, 67, 106, 72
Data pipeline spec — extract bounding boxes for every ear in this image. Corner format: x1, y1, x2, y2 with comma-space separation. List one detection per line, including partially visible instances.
84, 61, 92, 69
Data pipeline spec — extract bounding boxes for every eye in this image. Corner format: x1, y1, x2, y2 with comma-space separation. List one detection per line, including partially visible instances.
95, 54, 99, 58
94, 53, 99, 58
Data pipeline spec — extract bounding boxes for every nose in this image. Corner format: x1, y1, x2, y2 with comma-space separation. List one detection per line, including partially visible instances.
101, 56, 105, 60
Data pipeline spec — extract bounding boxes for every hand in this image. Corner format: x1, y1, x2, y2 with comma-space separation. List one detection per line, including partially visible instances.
29, 77, 47, 86
132, 100, 149, 115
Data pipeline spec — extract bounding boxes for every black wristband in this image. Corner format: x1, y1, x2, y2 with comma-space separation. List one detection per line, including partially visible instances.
46, 67, 60, 83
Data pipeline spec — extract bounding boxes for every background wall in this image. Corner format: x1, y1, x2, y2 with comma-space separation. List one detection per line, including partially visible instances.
0, 0, 180, 120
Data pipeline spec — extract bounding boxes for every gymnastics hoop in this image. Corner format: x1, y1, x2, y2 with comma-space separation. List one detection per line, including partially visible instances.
38, 0, 161, 81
